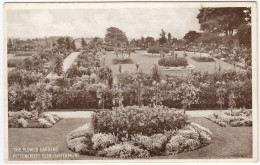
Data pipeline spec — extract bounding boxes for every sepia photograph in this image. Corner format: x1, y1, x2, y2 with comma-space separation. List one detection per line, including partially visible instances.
3, 2, 258, 163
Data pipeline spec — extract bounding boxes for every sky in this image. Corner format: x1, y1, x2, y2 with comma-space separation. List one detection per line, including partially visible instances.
7, 8, 201, 40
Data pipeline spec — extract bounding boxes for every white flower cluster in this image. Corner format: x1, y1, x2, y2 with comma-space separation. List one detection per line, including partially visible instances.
91, 133, 119, 150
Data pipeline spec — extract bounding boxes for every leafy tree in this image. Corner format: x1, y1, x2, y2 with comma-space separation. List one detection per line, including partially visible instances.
159, 29, 167, 45
145, 36, 155, 47
183, 31, 202, 43
65, 37, 72, 50
197, 7, 251, 36
52, 54, 63, 76
236, 24, 251, 45
57, 37, 65, 45
105, 27, 128, 46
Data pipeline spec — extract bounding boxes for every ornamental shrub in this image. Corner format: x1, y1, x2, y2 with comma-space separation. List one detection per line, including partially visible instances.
131, 133, 168, 156
147, 45, 170, 54
112, 58, 134, 65
97, 143, 150, 158
91, 106, 190, 139
91, 133, 119, 150
158, 57, 188, 67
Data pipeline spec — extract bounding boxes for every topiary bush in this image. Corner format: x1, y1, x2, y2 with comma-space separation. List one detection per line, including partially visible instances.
91, 106, 190, 139
158, 57, 188, 67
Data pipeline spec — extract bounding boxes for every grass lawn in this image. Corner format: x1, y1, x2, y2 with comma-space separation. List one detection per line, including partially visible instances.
8, 117, 252, 160
104, 51, 242, 77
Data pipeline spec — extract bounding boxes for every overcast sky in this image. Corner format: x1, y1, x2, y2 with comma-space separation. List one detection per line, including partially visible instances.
7, 8, 201, 39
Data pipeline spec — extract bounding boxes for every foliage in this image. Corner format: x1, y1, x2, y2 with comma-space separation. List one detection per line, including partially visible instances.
97, 143, 150, 158
91, 106, 190, 139
191, 56, 215, 62
159, 29, 168, 45
8, 110, 62, 128
91, 133, 119, 150
183, 31, 202, 42
147, 45, 170, 54
165, 124, 212, 155
158, 57, 188, 67
206, 108, 252, 127
52, 54, 63, 76
112, 58, 134, 65
66, 123, 96, 155
197, 7, 251, 36
105, 27, 128, 46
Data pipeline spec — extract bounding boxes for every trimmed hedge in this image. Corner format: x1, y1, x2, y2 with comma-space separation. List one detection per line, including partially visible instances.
192, 56, 215, 62
147, 46, 170, 54
158, 57, 188, 67
112, 58, 134, 65
91, 106, 190, 138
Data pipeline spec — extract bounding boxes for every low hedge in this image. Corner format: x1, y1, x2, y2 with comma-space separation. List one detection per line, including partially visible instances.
158, 57, 188, 67
147, 46, 170, 54
192, 56, 215, 62
91, 106, 190, 138
112, 58, 134, 65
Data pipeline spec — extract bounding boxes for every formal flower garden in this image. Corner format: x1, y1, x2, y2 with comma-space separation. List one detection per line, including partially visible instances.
7, 6, 253, 159
66, 106, 213, 158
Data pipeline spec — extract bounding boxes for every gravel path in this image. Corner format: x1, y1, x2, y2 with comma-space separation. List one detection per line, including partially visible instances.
49, 110, 231, 118
46, 52, 80, 78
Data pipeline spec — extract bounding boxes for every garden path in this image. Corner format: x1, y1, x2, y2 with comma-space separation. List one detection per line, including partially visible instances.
46, 51, 80, 78
49, 110, 232, 118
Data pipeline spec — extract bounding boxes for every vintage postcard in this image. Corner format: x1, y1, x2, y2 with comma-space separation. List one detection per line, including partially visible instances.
3, 1, 258, 163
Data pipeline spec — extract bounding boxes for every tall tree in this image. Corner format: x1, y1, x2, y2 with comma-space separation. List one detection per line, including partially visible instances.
105, 27, 128, 46
159, 29, 167, 45
183, 31, 202, 42
197, 7, 251, 36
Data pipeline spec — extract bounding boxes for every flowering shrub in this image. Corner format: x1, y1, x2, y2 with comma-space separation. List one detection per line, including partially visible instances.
97, 143, 150, 158
165, 124, 212, 155
131, 133, 168, 156
158, 57, 188, 67
191, 56, 215, 62
92, 106, 190, 138
67, 123, 96, 155
67, 105, 213, 158
206, 108, 252, 127
112, 58, 134, 65
8, 110, 62, 128
91, 133, 119, 150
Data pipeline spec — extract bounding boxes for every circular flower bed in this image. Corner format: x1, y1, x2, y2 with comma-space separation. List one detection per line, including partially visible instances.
66, 106, 213, 158
206, 108, 252, 127
8, 110, 62, 128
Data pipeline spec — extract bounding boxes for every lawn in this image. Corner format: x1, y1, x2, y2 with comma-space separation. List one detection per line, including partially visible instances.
104, 51, 242, 77
8, 117, 252, 160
